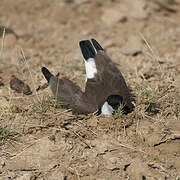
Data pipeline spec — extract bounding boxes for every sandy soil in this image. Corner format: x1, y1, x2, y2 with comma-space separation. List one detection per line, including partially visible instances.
0, 0, 180, 179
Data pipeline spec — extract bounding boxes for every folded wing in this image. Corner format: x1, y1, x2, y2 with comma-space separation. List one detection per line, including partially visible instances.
41, 67, 98, 114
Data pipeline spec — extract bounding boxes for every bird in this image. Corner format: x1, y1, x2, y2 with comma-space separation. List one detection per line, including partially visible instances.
41, 39, 134, 116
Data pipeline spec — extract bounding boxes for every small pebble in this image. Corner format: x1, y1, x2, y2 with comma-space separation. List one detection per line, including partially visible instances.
10, 75, 32, 95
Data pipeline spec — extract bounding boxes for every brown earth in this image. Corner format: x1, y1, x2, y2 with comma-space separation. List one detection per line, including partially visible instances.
0, 0, 180, 179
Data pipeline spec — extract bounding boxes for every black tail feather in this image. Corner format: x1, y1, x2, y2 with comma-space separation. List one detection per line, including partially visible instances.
91, 39, 104, 52
79, 40, 96, 60
41, 67, 53, 83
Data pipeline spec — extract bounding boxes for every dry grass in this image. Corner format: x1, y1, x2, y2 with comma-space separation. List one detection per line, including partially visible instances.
112, 104, 124, 119
0, 5, 179, 177
0, 27, 5, 62
0, 126, 18, 145
0, 29, 18, 145
0, 36, 178, 146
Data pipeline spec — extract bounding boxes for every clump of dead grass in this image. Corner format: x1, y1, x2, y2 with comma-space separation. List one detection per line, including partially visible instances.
0, 105, 20, 145
112, 104, 125, 119
133, 34, 179, 120
29, 94, 69, 115
0, 126, 18, 145
22, 94, 69, 130
138, 83, 160, 116
31, 95, 59, 114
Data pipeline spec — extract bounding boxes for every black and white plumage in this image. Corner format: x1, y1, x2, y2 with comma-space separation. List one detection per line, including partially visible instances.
42, 39, 134, 116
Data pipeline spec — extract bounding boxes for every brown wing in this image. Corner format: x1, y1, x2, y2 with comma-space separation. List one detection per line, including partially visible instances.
79, 39, 133, 111
79, 40, 109, 109
42, 67, 98, 114
91, 39, 133, 110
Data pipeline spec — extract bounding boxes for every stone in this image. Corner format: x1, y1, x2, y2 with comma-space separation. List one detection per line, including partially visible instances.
10, 75, 32, 95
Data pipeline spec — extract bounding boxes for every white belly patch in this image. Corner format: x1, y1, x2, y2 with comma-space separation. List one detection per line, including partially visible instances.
101, 101, 114, 117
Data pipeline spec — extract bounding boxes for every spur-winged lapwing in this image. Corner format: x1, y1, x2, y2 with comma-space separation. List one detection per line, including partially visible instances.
41, 39, 134, 116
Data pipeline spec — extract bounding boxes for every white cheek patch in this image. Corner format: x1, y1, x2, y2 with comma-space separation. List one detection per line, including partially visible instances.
84, 58, 97, 82
101, 101, 114, 117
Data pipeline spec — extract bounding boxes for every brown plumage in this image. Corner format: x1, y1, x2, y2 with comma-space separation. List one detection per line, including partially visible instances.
42, 39, 134, 115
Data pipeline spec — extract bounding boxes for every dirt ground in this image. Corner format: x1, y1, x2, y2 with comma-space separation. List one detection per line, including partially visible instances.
0, 0, 180, 179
